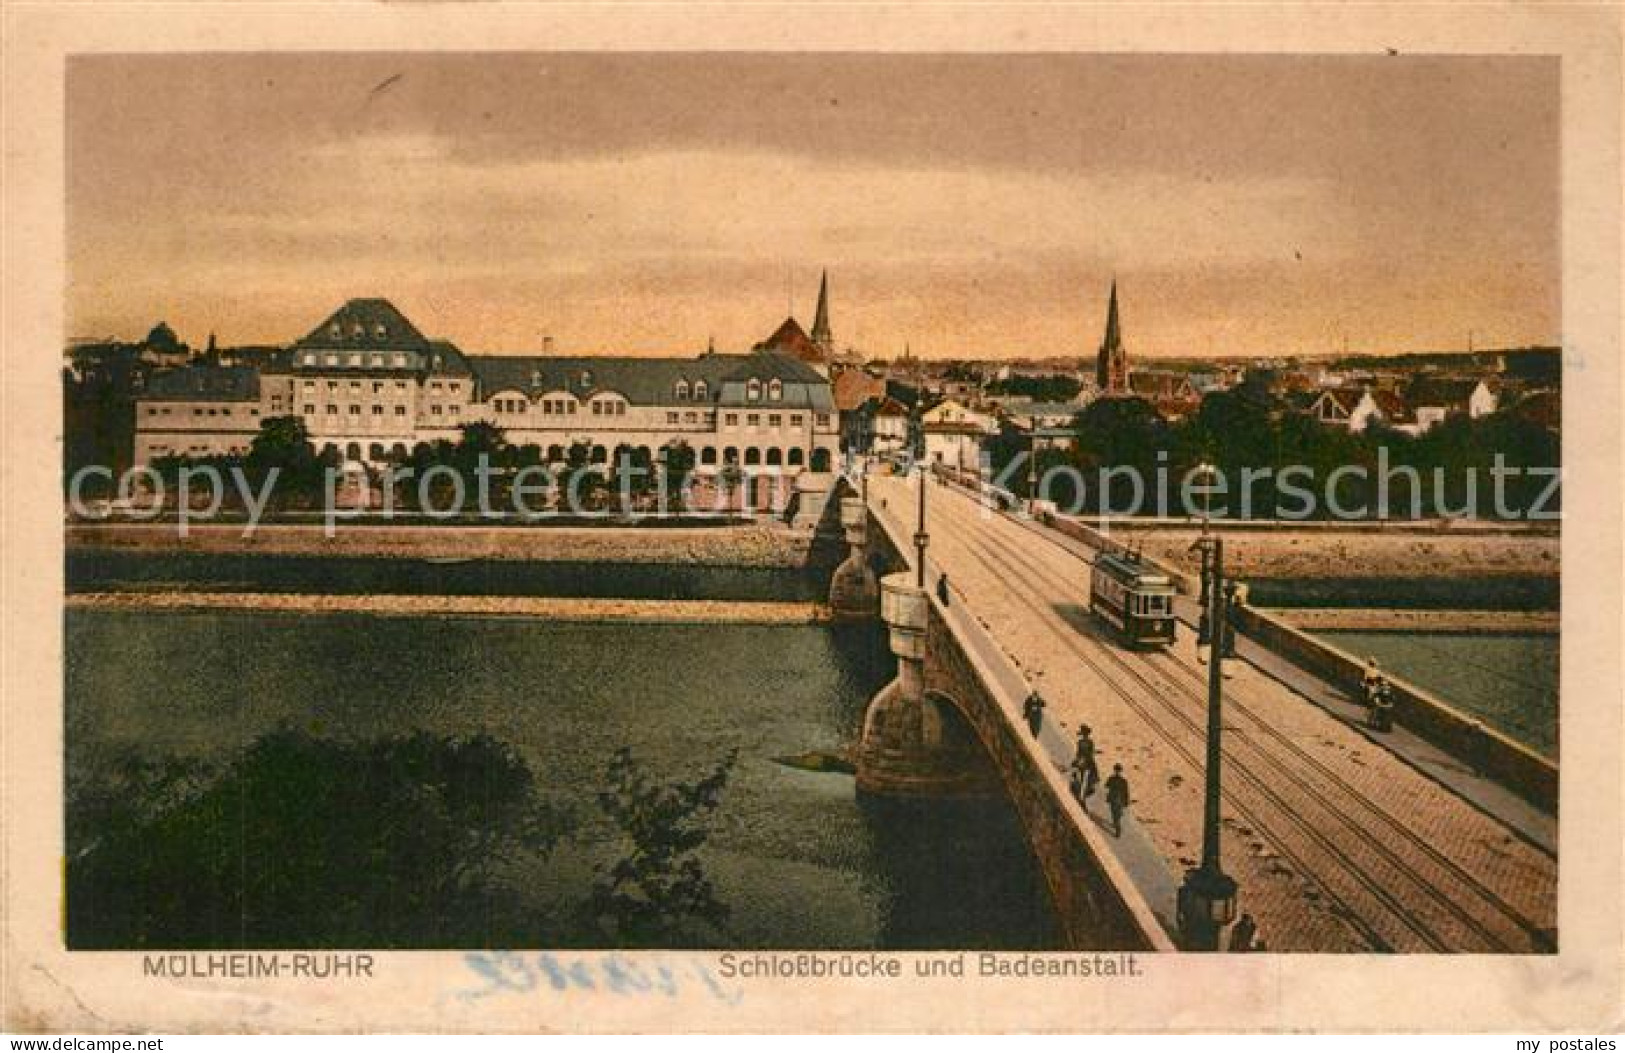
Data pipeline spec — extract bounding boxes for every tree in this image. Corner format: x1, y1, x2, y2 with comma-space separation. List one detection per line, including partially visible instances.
584, 747, 738, 947
247, 415, 330, 507
67, 729, 573, 948
663, 441, 697, 510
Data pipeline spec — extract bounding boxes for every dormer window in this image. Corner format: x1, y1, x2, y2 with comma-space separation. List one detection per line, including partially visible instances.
303, 352, 317, 365
373, 323, 387, 340
694, 380, 708, 401
768, 379, 783, 402
747, 379, 762, 401
580, 370, 594, 389
675, 379, 690, 400
328, 323, 342, 339
392, 353, 407, 367
351, 323, 365, 338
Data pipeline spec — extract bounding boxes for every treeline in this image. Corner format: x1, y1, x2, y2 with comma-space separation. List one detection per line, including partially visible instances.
986, 388, 1561, 521
118, 418, 704, 513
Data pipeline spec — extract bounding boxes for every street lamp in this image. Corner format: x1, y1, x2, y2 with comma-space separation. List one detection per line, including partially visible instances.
913, 460, 929, 589
1027, 426, 1039, 513
1189, 461, 1217, 647
1177, 535, 1239, 950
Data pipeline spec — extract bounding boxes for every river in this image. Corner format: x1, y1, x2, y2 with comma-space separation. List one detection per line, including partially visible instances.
65, 609, 1060, 950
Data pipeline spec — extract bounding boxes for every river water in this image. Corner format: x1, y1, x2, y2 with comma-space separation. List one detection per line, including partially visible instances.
1315, 630, 1558, 759
65, 609, 1060, 950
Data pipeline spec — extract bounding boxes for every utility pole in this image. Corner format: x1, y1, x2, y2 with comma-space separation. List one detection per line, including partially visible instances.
914, 463, 929, 589
1178, 536, 1239, 950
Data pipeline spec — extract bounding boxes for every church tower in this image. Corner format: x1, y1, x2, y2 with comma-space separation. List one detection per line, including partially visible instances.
810, 270, 834, 357
1096, 280, 1130, 395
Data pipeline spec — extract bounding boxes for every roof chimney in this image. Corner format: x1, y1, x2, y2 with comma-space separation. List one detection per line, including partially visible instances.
542, 335, 555, 355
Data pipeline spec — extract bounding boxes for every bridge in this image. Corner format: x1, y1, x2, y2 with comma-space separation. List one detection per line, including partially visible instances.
829, 468, 1558, 954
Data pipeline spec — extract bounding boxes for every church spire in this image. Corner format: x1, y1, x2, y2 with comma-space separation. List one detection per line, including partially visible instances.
1102, 279, 1121, 354
810, 270, 833, 353
1096, 279, 1129, 395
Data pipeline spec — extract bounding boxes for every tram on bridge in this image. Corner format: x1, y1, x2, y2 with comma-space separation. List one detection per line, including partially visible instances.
1090, 551, 1178, 649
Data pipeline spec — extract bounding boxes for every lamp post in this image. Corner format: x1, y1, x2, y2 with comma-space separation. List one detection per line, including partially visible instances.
1177, 535, 1239, 950
914, 460, 929, 589
1189, 461, 1217, 648
1027, 428, 1039, 513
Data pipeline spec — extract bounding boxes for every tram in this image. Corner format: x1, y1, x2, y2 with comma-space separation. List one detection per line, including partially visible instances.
1089, 550, 1178, 649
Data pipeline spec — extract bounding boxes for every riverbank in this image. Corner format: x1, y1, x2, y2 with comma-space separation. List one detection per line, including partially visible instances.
68, 521, 814, 567
1263, 608, 1560, 633
1125, 527, 1560, 582
67, 590, 829, 624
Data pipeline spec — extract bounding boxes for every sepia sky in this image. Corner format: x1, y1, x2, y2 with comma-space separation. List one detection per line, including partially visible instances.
67, 53, 1559, 360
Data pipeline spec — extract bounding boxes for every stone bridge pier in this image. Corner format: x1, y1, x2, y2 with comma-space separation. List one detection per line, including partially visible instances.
854, 573, 999, 796
827, 496, 881, 619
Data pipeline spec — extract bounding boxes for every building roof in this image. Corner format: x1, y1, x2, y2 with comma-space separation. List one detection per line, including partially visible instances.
142, 365, 260, 401
873, 395, 910, 417
753, 316, 826, 367
1405, 376, 1483, 408
295, 298, 433, 353
467, 352, 832, 410
1369, 389, 1416, 425
1313, 387, 1367, 415
832, 368, 886, 411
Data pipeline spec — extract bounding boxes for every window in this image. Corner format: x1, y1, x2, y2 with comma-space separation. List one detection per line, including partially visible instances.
348, 405, 361, 416
592, 402, 603, 416
394, 406, 406, 416
304, 404, 316, 415
694, 380, 708, 400
324, 353, 339, 366
303, 380, 315, 390
747, 413, 760, 426
432, 405, 443, 416
370, 355, 383, 367
667, 412, 680, 424
303, 352, 317, 365
747, 379, 762, 401
374, 323, 387, 339
684, 411, 698, 424
392, 353, 406, 367
395, 381, 407, 392
326, 381, 338, 392
326, 404, 338, 415
348, 353, 362, 366
372, 382, 383, 393
768, 414, 782, 427
675, 380, 690, 400
791, 414, 803, 427
816, 414, 831, 428
725, 413, 738, 426
146, 407, 157, 416
768, 379, 783, 401
372, 405, 384, 415
430, 381, 442, 391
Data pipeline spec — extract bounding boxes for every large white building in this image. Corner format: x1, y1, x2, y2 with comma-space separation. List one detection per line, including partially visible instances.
134, 298, 841, 477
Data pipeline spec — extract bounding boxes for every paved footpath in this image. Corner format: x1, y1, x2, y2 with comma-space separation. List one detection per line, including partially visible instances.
869, 473, 1557, 953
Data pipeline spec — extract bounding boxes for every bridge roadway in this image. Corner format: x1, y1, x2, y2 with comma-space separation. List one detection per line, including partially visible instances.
867, 472, 1558, 953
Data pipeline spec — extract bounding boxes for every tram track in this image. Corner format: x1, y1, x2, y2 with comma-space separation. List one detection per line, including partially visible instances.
899, 482, 1550, 952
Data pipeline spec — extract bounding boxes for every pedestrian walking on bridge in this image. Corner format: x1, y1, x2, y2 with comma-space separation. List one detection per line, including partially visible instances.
1071, 725, 1100, 801
1023, 691, 1046, 737
1105, 763, 1131, 836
